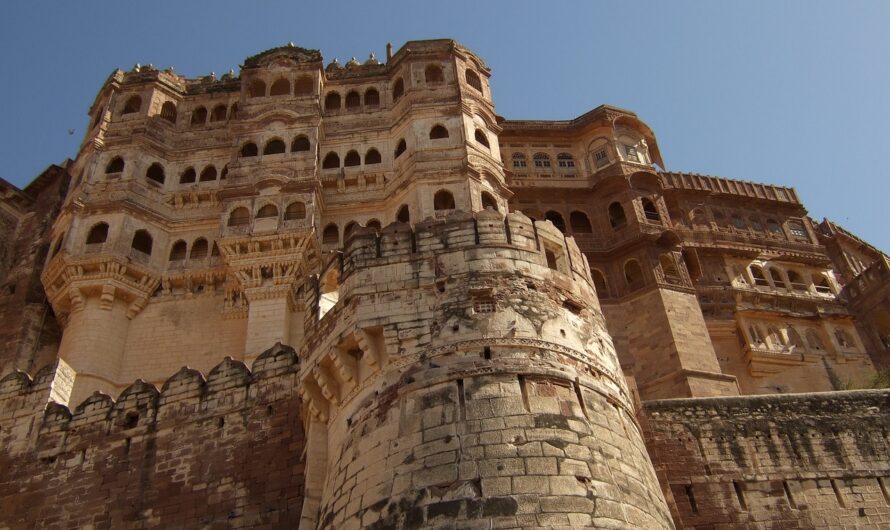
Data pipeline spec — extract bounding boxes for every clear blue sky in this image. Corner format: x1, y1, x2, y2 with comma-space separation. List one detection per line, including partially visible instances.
2, 1, 888, 250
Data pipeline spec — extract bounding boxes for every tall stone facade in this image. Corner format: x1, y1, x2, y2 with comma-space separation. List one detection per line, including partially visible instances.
0, 40, 888, 529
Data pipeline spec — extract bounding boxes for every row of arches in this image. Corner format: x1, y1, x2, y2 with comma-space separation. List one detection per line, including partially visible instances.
682, 208, 810, 243
227, 201, 307, 227
248, 75, 315, 98
747, 263, 834, 295
120, 96, 239, 127
527, 198, 660, 236
590, 253, 681, 298
511, 152, 576, 170
190, 103, 238, 125
104, 158, 228, 186
168, 237, 219, 262
746, 322, 856, 354
321, 149, 382, 169
324, 88, 380, 111
85, 222, 154, 257
240, 135, 311, 158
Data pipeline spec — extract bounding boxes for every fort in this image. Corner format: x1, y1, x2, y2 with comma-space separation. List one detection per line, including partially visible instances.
0, 39, 888, 529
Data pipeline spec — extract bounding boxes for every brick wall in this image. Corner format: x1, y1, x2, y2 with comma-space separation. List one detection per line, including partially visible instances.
643, 390, 890, 529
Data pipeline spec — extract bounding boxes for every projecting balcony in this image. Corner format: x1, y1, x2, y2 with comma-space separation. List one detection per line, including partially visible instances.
672, 227, 826, 261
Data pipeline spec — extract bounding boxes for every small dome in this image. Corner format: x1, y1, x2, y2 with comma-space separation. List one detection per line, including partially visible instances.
346, 56, 360, 67
365, 53, 380, 65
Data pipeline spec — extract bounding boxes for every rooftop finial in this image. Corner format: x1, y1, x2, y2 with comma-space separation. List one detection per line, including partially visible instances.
365, 52, 380, 65
386, 42, 393, 61
288, 41, 295, 47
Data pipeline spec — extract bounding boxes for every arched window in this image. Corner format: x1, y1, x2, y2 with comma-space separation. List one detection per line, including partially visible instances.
465, 70, 482, 92
787, 270, 807, 291
557, 153, 575, 168
544, 211, 566, 233
749, 217, 764, 232
160, 102, 177, 123
366, 219, 382, 232
533, 153, 551, 168
592, 269, 609, 298
256, 204, 278, 219
429, 125, 449, 139
240, 142, 258, 157
199, 165, 217, 182
397, 205, 410, 223
294, 76, 313, 95
642, 199, 660, 222
190, 238, 208, 259
766, 326, 786, 349
86, 223, 109, 244
394, 139, 407, 158
690, 209, 709, 230
731, 214, 747, 230
212, 242, 220, 257
105, 157, 125, 174
806, 329, 825, 350
344, 150, 361, 167
608, 202, 627, 228
131, 229, 153, 255
291, 135, 311, 152
364, 88, 380, 107
474, 129, 490, 149
768, 268, 787, 289
249, 79, 266, 98
284, 202, 306, 220
123, 95, 142, 114
393, 78, 405, 102
270, 78, 290, 96
713, 211, 728, 229
434, 190, 455, 211
748, 325, 764, 345
425, 64, 444, 84
660, 254, 681, 284
322, 152, 340, 169
322, 224, 339, 245
210, 104, 227, 122
229, 103, 239, 120
766, 219, 784, 237
365, 149, 382, 165
263, 139, 286, 155
624, 260, 644, 290
481, 192, 498, 211
345, 91, 361, 109
324, 92, 341, 111
814, 276, 833, 295
191, 106, 207, 125
169, 240, 187, 261
750, 265, 769, 287
220, 165, 228, 179
344, 222, 359, 240
512, 153, 527, 169
787, 327, 805, 349
146, 163, 166, 184
570, 211, 592, 233
228, 207, 250, 227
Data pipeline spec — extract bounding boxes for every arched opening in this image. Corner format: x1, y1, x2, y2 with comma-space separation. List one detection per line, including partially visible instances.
169, 240, 187, 261
425, 64, 444, 84
284, 201, 306, 220
512, 153, 527, 169
592, 269, 609, 298
240, 142, 258, 157
465, 70, 482, 92
624, 260, 644, 290
270, 78, 290, 96
642, 198, 660, 222
291, 135, 310, 152
750, 265, 770, 287
146, 163, 166, 184
249, 79, 266, 98
294, 76, 314, 96
263, 139, 286, 155
748, 325, 764, 345
787, 270, 807, 291
533, 153, 551, 168
557, 153, 576, 169
106, 157, 125, 174
712, 211, 728, 229
199, 165, 217, 182
481, 192, 498, 211
160, 102, 177, 123
210, 104, 227, 122
190, 238, 208, 259
807, 329, 825, 350
131, 229, 153, 255
569, 211, 592, 233
345, 91, 361, 109
322, 224, 339, 245
319, 268, 339, 319
324, 92, 341, 111
364, 88, 380, 107
256, 204, 278, 219
211, 242, 220, 257
228, 207, 250, 227
608, 202, 627, 228
814, 276, 833, 294
690, 209, 709, 230
787, 327, 805, 350
731, 214, 747, 230
766, 326, 786, 350
393, 78, 405, 102
768, 268, 787, 289
660, 254, 681, 284
366, 219, 382, 232
766, 219, 784, 237
474, 129, 490, 148
322, 152, 340, 169
430, 125, 449, 139
344, 150, 361, 167
544, 211, 566, 233
191, 106, 207, 125
123, 95, 142, 114
344, 222, 359, 241
397, 205, 410, 223
220, 165, 228, 179
365, 149, 382, 165
394, 139, 407, 158
179, 167, 197, 184
86, 223, 109, 244
545, 250, 559, 270
749, 217, 764, 232
229, 103, 238, 120
434, 190, 455, 211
